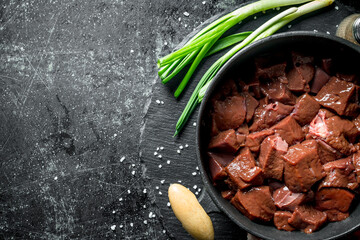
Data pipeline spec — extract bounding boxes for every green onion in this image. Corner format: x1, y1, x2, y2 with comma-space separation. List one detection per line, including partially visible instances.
174, 0, 334, 136
158, 0, 313, 94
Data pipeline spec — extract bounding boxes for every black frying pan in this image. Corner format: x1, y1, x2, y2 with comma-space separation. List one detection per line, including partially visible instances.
196, 31, 360, 240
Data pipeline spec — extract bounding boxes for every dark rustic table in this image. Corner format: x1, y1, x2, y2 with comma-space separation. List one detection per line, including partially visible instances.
1, 0, 359, 239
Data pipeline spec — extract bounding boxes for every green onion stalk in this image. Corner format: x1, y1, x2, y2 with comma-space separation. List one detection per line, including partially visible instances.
174, 0, 334, 136
158, 0, 313, 98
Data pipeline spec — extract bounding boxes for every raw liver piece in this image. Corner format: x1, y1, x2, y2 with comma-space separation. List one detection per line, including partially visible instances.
319, 157, 358, 190
287, 51, 315, 92
315, 188, 355, 212
208, 154, 227, 182
213, 95, 246, 131
309, 111, 358, 155
208, 129, 241, 153
221, 189, 236, 200
291, 51, 314, 66
288, 205, 327, 234
324, 209, 349, 222
225, 148, 263, 189
316, 140, 340, 164
315, 77, 357, 116
352, 152, 360, 183
283, 143, 324, 192
321, 58, 333, 75
249, 101, 294, 132
310, 67, 330, 94
207, 152, 234, 167
274, 211, 296, 231
291, 94, 320, 126
211, 78, 238, 103
256, 62, 287, 83
273, 186, 306, 211
260, 81, 296, 105
245, 129, 274, 152
230, 186, 276, 222
271, 116, 304, 145
259, 135, 288, 180
242, 92, 259, 123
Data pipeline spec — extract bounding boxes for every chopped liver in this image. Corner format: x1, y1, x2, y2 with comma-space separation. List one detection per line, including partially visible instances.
208, 129, 241, 153
274, 211, 296, 231
291, 93, 320, 126
283, 143, 324, 192
315, 188, 355, 212
231, 186, 276, 222
288, 205, 327, 234
206, 50, 359, 234
319, 157, 358, 190
271, 116, 304, 145
315, 76, 357, 116
213, 95, 246, 131
259, 135, 288, 180
225, 148, 263, 189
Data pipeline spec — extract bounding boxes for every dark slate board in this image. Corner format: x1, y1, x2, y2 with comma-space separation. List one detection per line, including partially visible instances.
140, 1, 360, 239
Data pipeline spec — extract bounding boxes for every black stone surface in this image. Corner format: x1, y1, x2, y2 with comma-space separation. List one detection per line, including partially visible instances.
0, 0, 359, 239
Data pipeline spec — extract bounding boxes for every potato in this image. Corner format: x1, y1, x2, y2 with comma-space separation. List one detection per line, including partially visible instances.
168, 183, 214, 240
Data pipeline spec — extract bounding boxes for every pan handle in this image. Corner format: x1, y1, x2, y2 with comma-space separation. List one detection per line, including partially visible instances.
198, 187, 221, 214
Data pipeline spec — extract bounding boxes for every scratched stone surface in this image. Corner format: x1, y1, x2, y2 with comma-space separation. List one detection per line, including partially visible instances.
1, 0, 360, 240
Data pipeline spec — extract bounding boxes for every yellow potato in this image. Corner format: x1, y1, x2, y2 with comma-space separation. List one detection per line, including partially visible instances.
168, 183, 214, 240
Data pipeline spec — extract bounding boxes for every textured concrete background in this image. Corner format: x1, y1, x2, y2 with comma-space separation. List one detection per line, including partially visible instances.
0, 0, 359, 239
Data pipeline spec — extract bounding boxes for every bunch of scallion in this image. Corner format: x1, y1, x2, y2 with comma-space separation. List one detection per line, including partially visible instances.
157, 0, 334, 136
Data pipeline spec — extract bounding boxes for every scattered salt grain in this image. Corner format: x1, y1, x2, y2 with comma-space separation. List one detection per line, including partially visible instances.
202, 1, 206, 4
130, 49, 134, 53
156, 99, 160, 104
159, 191, 162, 195
313, 29, 318, 32
192, 172, 197, 176
149, 212, 154, 218
160, 180, 165, 184
178, 17, 181, 21
158, 164, 162, 168
132, 164, 135, 167
179, 145, 184, 149
119, 198, 123, 201
185, 144, 189, 148
183, 11, 190, 17
158, 155, 162, 159
143, 205, 147, 209
143, 189, 147, 193
154, 151, 158, 156
119, 224, 123, 228
326, 31, 330, 35
110, 225, 116, 230
335, 5, 339, 10
127, 189, 131, 194
193, 122, 197, 126
144, 220, 148, 224
196, 166, 199, 170
120, 156, 125, 162
160, 146, 164, 150
193, 185, 198, 189
167, 160, 171, 164
156, 186, 159, 190
167, 202, 171, 207
113, 133, 117, 137
130, 223, 134, 227
195, 192, 199, 195
157, 147, 160, 151
163, 230, 166, 233
177, 150, 181, 154
160, 101, 164, 105
288, 24, 292, 29
336, 24, 339, 28
112, 210, 116, 214
54, 176, 58, 180
253, 16, 257, 20
164, 41, 168, 45
184, 24, 188, 27
178, 180, 182, 183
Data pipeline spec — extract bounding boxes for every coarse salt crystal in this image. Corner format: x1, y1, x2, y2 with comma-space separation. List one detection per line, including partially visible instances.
178, 180, 182, 183
156, 99, 160, 104
149, 212, 153, 218
167, 202, 171, 207
112, 210, 116, 214
110, 225, 116, 230
131, 171, 135, 175
130, 49, 134, 53
167, 160, 171, 164
326, 31, 330, 35
160, 180, 165, 184
192, 172, 197, 176
156, 186, 159, 189
120, 224, 123, 228
130, 223, 134, 227
143, 205, 147, 209
195, 192, 199, 195
177, 150, 181, 154
143, 189, 147, 193
54, 176, 58, 180
202, 1, 206, 4
159, 191, 162, 195
163, 230, 166, 233
132, 164, 135, 167
288, 25, 291, 28
120, 156, 125, 162
119, 198, 123, 201
314, 29, 318, 32
253, 16, 257, 20
154, 151, 158, 156
178, 17, 181, 21
335, 5, 339, 10
185, 144, 189, 148
157, 147, 160, 151
160, 146, 164, 150
144, 220, 148, 224
158, 155, 162, 159
193, 122, 197, 126
158, 164, 162, 168
196, 166, 199, 170
127, 189, 131, 194
193, 185, 197, 189
183, 11, 189, 16
179, 145, 183, 149
160, 101, 164, 105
